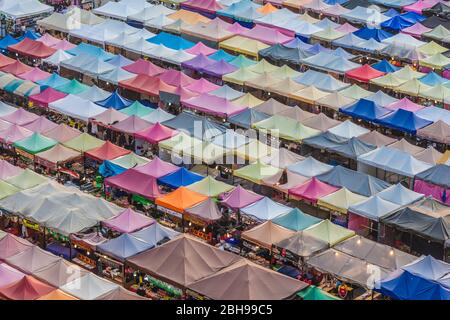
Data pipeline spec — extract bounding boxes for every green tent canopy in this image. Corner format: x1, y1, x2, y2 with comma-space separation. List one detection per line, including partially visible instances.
120, 101, 153, 118
297, 285, 341, 300
233, 161, 282, 185
63, 133, 105, 153
0, 180, 20, 199
272, 208, 322, 231
13, 133, 57, 155
253, 115, 320, 142
186, 176, 234, 197
55, 79, 89, 94
229, 54, 257, 68
303, 220, 355, 246
109, 152, 149, 169
5, 169, 48, 190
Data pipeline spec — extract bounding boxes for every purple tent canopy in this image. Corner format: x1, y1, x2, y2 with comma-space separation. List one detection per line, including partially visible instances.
133, 156, 179, 179
221, 185, 264, 210
201, 59, 238, 77
181, 54, 215, 71
105, 169, 163, 200
103, 208, 155, 233
0, 160, 23, 179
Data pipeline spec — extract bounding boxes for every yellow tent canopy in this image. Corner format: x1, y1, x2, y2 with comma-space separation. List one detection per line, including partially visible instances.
219, 36, 269, 58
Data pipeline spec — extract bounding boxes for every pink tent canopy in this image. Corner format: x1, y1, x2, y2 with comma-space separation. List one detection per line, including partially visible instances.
41, 124, 81, 143
159, 69, 196, 87
221, 185, 264, 210
135, 122, 178, 144
134, 156, 179, 178
51, 40, 76, 50
335, 23, 358, 34
0, 60, 33, 76
90, 108, 129, 126
403, 0, 438, 13
183, 93, 246, 117
185, 42, 217, 56
227, 22, 247, 35
29, 87, 67, 108
0, 234, 34, 260
85, 141, 131, 162
401, 23, 432, 38
103, 208, 155, 233
0, 275, 55, 300
163, 86, 199, 102
0, 108, 39, 126
0, 124, 33, 144
241, 25, 293, 45
105, 169, 163, 200
386, 97, 425, 112
0, 263, 25, 288
201, 59, 238, 77
123, 59, 164, 77
185, 78, 220, 94
288, 177, 340, 203
181, 0, 224, 14
36, 34, 61, 47
0, 160, 23, 179
23, 116, 59, 133
110, 115, 152, 134
17, 67, 51, 82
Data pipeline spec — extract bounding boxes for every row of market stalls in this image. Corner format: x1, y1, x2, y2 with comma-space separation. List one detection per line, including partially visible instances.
0, 232, 147, 300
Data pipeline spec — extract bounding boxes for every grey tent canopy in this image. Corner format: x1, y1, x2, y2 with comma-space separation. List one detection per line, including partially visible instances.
274, 231, 328, 258
162, 111, 226, 140
228, 108, 270, 129
333, 235, 418, 271
303, 132, 376, 160
415, 164, 450, 189
259, 44, 313, 65
316, 165, 391, 197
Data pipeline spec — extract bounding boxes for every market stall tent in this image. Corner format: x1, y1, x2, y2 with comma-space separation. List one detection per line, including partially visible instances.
0, 275, 55, 300
272, 208, 321, 231
304, 220, 355, 246
5, 246, 60, 275
376, 183, 424, 206
63, 133, 105, 153
32, 258, 88, 288
184, 198, 223, 222
126, 234, 242, 288
103, 208, 154, 234
96, 286, 149, 300
187, 259, 307, 300
240, 197, 292, 221
186, 176, 234, 197
0, 180, 19, 200
156, 187, 207, 213
0, 234, 34, 260
242, 221, 295, 249
0, 263, 25, 288
13, 133, 57, 155
41, 124, 81, 143
287, 156, 333, 178
59, 274, 119, 300
98, 233, 154, 261
105, 169, 162, 200
5, 169, 47, 190
317, 188, 368, 214
297, 285, 341, 300
0, 159, 23, 179
220, 185, 264, 210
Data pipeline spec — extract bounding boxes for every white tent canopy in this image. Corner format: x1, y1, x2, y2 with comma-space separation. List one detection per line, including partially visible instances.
76, 85, 110, 102
240, 197, 292, 221
98, 67, 135, 85
349, 195, 401, 221
287, 156, 333, 177
0, 0, 53, 19
42, 50, 73, 66
376, 183, 424, 206
60, 273, 119, 300
327, 120, 370, 139
48, 95, 105, 121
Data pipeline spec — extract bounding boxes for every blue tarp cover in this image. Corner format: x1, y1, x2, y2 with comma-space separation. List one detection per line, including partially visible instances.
99, 160, 128, 178
67, 43, 115, 61
375, 109, 433, 134
95, 89, 132, 110
157, 167, 203, 189
0, 35, 19, 51
147, 32, 195, 50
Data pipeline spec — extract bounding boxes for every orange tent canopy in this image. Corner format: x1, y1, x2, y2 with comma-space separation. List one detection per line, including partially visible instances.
257, 3, 278, 14
156, 187, 208, 213
38, 289, 79, 300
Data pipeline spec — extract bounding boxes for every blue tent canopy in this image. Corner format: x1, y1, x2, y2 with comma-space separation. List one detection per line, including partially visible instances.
105, 54, 133, 67
147, 32, 195, 50
99, 160, 128, 178
401, 11, 426, 23
383, 9, 399, 17
157, 167, 203, 189
371, 59, 400, 73
208, 49, 236, 62
353, 27, 393, 41
228, 108, 270, 129
323, 0, 348, 4
340, 99, 392, 122
16, 30, 41, 41
375, 109, 433, 134
66, 43, 115, 61
131, 223, 180, 248
97, 233, 153, 261
36, 73, 70, 90
4, 79, 24, 93
272, 208, 321, 231
381, 15, 415, 30
376, 256, 450, 300
0, 35, 19, 51
95, 89, 133, 110
419, 72, 448, 86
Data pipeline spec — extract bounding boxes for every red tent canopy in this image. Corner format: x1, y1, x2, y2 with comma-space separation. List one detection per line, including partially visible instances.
8, 38, 56, 59
29, 87, 67, 108
0, 54, 15, 68
84, 141, 131, 162
0, 60, 33, 76
119, 74, 175, 96
135, 122, 178, 144
122, 59, 164, 76
345, 64, 386, 83
105, 168, 163, 200
0, 275, 55, 300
